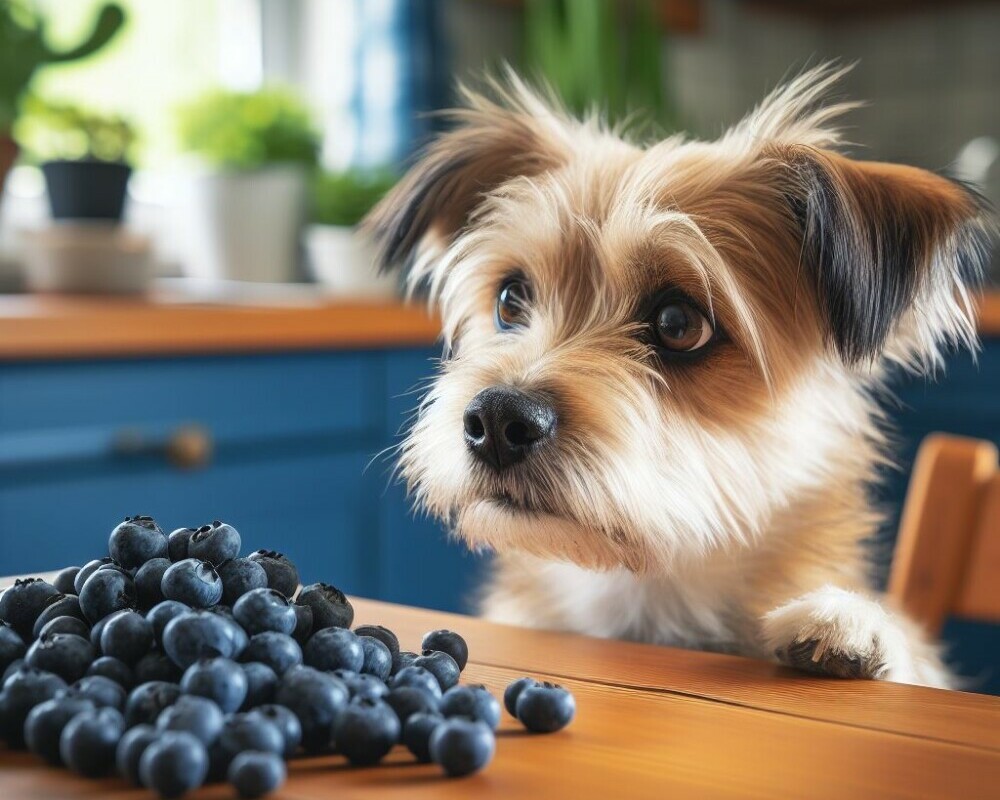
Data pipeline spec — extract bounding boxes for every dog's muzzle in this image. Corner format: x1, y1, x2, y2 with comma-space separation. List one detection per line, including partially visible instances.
462, 386, 556, 471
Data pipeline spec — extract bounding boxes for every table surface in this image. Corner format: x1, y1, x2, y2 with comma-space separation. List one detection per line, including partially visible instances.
1, 588, 998, 800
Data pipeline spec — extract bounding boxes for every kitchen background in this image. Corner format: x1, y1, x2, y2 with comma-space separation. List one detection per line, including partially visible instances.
0, 0, 998, 691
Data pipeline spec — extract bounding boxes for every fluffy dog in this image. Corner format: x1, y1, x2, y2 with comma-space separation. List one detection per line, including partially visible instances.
366, 66, 991, 687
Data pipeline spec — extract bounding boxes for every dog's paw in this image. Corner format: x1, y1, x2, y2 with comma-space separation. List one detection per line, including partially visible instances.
761, 586, 937, 684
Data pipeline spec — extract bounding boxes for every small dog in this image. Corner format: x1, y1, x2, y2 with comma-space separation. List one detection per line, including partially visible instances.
366, 66, 991, 688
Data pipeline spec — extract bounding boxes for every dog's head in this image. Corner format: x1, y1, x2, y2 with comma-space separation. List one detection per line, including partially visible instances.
367, 66, 991, 574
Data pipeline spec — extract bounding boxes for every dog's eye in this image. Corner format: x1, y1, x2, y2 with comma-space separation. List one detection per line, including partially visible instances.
654, 301, 714, 352
495, 277, 532, 331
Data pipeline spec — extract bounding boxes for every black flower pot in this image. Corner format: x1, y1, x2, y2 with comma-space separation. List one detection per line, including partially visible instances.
41, 159, 131, 221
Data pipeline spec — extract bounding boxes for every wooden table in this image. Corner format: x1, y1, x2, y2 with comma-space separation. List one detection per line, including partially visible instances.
1, 591, 999, 799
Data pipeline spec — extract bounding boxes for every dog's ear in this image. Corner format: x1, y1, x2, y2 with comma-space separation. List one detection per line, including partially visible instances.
785, 147, 991, 371
364, 83, 570, 275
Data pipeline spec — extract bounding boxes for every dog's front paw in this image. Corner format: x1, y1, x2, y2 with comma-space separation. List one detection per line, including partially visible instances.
762, 586, 937, 684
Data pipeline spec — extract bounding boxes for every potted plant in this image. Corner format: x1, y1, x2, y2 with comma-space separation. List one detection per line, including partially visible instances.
0, 1, 125, 209
16, 97, 136, 220
176, 87, 319, 283
305, 169, 399, 299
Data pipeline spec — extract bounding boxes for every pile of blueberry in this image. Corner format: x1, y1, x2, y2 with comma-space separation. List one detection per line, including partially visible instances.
0, 516, 576, 798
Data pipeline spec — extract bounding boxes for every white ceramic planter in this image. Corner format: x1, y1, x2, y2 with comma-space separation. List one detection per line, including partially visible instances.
304, 224, 398, 299
181, 165, 306, 283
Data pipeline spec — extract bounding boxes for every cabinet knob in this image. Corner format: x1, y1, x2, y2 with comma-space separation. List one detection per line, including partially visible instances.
165, 425, 212, 470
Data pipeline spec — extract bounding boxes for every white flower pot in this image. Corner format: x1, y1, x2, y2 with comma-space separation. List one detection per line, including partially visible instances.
304, 224, 398, 299
181, 165, 306, 283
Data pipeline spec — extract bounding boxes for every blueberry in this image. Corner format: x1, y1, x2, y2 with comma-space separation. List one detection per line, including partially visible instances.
414, 650, 460, 691
296, 582, 353, 631
68, 675, 127, 709
24, 695, 96, 764
439, 684, 501, 729
37, 614, 90, 640
124, 680, 181, 728
234, 588, 297, 636
133, 649, 183, 683
86, 655, 134, 689
304, 627, 364, 672
74, 558, 114, 594
247, 550, 299, 599
52, 566, 81, 596
240, 632, 302, 675
391, 650, 418, 676
79, 566, 136, 624
354, 624, 400, 658
101, 609, 154, 664
218, 712, 284, 761
429, 717, 495, 777
503, 676, 538, 716
26, 633, 95, 683
274, 665, 349, 752
217, 557, 268, 605
335, 670, 389, 701
228, 750, 286, 799
31, 594, 87, 638
116, 723, 157, 784
291, 602, 313, 644
160, 559, 223, 609
515, 681, 576, 733
1, 667, 67, 746
59, 706, 124, 777
2, 657, 25, 685
253, 704, 302, 757
422, 629, 469, 671
168, 527, 197, 562
239, 661, 279, 709
134, 557, 171, 611
162, 610, 243, 669
358, 635, 393, 681
139, 730, 209, 798
0, 578, 62, 639
391, 665, 443, 699
156, 694, 224, 745
334, 697, 401, 765
180, 657, 248, 714
109, 515, 168, 569
188, 520, 241, 566
89, 608, 125, 650
0, 622, 26, 674
403, 711, 444, 763
146, 600, 190, 647
385, 686, 439, 726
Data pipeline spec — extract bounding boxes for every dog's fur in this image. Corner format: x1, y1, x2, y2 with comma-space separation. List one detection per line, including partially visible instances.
366, 66, 992, 688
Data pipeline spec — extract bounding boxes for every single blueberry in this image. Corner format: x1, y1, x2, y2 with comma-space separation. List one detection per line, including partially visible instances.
335, 670, 389, 701
52, 566, 81, 596
2, 657, 25, 685
1, 667, 67, 746
515, 681, 576, 733
134, 557, 171, 611
156, 694, 225, 745
385, 686, 440, 727
391, 650, 418, 676
252, 704, 302, 757
26, 633, 95, 683
160, 559, 223, 609
217, 557, 268, 605
429, 717, 495, 777
291, 602, 313, 644
233, 587, 297, 636
0, 578, 62, 639
240, 632, 302, 676
133, 649, 183, 684
74, 558, 114, 595
503, 676, 539, 717
403, 711, 444, 763
414, 649, 461, 691
354, 624, 400, 658
228, 750, 286, 799
162, 610, 243, 669
101, 610, 154, 665
24, 695, 96, 765
239, 661, 279, 709
109, 515, 168, 570
139, 730, 209, 798
304, 627, 364, 672
422, 629, 469, 671
78, 566, 136, 624
334, 697, 401, 765
274, 665, 349, 752
68, 675, 127, 710
0, 622, 26, 675
146, 600, 191, 647
167, 527, 197, 562
32, 593, 86, 638
217, 712, 284, 761
247, 550, 299, 599
188, 521, 241, 566
123, 680, 181, 728
391, 665, 443, 699
439, 684, 501, 729
180, 657, 248, 714
358, 635, 393, 681
116, 723, 157, 784
89, 608, 125, 650
59, 706, 124, 777
86, 655, 134, 689
37, 615, 90, 641
296, 582, 353, 631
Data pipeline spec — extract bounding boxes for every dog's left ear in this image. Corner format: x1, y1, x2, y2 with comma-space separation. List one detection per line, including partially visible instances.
784, 146, 991, 371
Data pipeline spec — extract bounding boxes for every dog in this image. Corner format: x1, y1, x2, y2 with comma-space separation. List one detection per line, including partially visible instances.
365, 65, 991, 688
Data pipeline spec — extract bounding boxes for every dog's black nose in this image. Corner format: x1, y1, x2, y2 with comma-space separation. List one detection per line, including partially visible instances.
463, 386, 556, 471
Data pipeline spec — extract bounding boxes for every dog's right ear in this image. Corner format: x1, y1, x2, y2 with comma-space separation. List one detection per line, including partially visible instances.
364, 81, 571, 274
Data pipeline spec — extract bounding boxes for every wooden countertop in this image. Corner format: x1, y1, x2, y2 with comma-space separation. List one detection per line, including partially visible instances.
0, 290, 997, 362
1, 577, 998, 799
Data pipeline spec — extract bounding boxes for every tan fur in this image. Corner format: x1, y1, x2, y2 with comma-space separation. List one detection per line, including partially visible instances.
366, 66, 992, 688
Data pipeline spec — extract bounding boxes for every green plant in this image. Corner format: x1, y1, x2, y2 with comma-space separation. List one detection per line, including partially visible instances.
523, 0, 674, 129
177, 88, 319, 170
311, 169, 396, 227
14, 96, 136, 163
0, 1, 126, 131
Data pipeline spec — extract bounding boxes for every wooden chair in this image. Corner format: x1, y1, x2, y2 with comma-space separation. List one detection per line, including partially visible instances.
888, 433, 1000, 636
